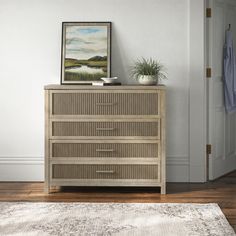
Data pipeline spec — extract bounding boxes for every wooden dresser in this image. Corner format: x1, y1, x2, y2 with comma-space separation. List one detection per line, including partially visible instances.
44, 85, 166, 194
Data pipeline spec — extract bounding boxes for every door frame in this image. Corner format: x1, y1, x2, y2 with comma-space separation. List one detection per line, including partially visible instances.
189, 0, 207, 182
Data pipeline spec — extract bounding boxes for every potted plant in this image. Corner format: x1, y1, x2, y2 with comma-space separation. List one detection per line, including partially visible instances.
131, 58, 167, 85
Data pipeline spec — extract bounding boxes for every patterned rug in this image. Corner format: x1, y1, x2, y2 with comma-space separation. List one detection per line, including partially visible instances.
0, 202, 235, 236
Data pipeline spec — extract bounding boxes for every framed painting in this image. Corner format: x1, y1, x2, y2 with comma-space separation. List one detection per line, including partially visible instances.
61, 22, 111, 84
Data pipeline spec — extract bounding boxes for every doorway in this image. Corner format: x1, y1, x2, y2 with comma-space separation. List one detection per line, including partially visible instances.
206, 0, 236, 180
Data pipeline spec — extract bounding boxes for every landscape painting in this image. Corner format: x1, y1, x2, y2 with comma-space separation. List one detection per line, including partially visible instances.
61, 22, 111, 84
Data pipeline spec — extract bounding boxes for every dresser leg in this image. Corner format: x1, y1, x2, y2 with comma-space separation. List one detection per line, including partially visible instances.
44, 184, 50, 194
161, 185, 166, 194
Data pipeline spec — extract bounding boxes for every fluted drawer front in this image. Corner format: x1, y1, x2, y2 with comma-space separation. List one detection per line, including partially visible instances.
52, 121, 159, 138
52, 92, 159, 116
52, 142, 159, 158
52, 164, 159, 180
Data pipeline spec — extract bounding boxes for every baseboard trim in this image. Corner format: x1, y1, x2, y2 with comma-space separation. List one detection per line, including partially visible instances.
0, 157, 44, 181
166, 156, 189, 166
0, 157, 43, 165
166, 156, 189, 182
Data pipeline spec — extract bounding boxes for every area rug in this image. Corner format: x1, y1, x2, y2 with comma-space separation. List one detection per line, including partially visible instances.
0, 202, 235, 236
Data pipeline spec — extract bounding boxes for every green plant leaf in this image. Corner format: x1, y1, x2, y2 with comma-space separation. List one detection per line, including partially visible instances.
130, 57, 167, 81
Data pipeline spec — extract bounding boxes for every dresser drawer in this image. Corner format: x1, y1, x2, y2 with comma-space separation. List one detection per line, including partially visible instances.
51, 91, 159, 116
52, 164, 160, 180
51, 120, 160, 139
50, 141, 160, 158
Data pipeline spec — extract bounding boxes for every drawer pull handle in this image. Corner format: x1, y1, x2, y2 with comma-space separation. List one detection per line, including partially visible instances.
96, 149, 114, 152
96, 127, 115, 131
96, 170, 115, 174
96, 103, 114, 106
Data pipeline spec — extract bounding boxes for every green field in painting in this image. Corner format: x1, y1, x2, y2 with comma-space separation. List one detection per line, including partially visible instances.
65, 71, 106, 81
64, 56, 107, 81
65, 59, 107, 68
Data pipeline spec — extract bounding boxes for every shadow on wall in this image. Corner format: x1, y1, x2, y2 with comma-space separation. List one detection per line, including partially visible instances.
111, 24, 134, 84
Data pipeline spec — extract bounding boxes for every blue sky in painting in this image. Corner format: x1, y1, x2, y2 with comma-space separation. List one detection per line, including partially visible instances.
65, 25, 107, 60
78, 28, 101, 34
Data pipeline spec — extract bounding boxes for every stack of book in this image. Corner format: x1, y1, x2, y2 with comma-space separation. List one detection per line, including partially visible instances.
92, 81, 121, 86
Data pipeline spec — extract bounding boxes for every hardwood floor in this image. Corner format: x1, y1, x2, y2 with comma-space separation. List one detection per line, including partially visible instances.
0, 171, 235, 231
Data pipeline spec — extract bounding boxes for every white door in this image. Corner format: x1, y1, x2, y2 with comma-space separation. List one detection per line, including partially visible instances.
206, 0, 236, 180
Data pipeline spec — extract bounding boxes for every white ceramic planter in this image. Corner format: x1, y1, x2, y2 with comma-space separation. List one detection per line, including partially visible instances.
138, 75, 157, 85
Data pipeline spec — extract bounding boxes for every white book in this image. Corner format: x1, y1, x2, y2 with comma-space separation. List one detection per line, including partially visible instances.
92, 82, 104, 86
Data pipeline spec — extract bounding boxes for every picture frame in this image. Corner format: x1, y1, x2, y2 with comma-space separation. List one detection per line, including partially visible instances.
61, 22, 111, 84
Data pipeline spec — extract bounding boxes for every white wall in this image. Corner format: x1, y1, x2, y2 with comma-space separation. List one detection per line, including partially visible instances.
0, 0, 190, 181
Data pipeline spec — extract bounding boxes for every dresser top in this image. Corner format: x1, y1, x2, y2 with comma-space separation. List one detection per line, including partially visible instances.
44, 84, 166, 90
